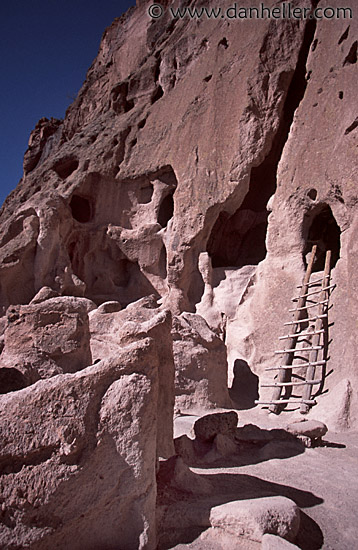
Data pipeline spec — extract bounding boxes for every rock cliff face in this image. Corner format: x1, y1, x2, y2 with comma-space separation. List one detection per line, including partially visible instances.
0, 0, 357, 547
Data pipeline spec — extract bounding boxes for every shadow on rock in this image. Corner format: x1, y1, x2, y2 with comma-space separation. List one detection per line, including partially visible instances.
175, 423, 306, 469
296, 510, 324, 550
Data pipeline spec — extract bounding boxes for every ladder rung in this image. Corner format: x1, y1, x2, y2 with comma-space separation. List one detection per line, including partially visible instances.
297, 277, 328, 288
279, 329, 324, 340
288, 300, 329, 312
255, 399, 316, 405
291, 284, 335, 300
261, 379, 322, 388
275, 345, 322, 354
265, 360, 326, 370
284, 314, 327, 325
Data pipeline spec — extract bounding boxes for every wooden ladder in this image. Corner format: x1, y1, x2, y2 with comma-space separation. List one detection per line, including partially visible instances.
255, 245, 334, 414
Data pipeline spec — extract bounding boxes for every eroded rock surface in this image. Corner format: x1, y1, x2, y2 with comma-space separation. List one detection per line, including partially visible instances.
0, 337, 165, 550
0, 297, 95, 388
172, 313, 232, 411
209, 496, 300, 542
0, 0, 357, 548
0, 0, 356, 427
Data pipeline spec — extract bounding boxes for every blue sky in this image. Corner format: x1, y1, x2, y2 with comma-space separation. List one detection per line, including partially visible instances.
0, 0, 135, 206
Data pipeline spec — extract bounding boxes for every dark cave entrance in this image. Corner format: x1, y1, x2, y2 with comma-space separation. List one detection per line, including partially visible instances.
206, 153, 278, 268
158, 193, 174, 228
207, 16, 318, 269
303, 204, 341, 272
206, 208, 268, 268
70, 195, 94, 223
0, 368, 26, 394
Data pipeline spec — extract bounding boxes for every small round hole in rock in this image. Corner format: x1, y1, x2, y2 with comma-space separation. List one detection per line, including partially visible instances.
70, 195, 93, 223
307, 188, 318, 201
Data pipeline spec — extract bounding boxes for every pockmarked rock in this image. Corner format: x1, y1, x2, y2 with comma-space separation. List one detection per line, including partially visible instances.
209, 496, 300, 542
193, 411, 238, 442
0, 337, 166, 550
0, 296, 96, 387
89, 295, 175, 459
172, 313, 232, 411
286, 420, 328, 440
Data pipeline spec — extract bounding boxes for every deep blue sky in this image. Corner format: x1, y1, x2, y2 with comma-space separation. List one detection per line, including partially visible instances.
0, 0, 135, 206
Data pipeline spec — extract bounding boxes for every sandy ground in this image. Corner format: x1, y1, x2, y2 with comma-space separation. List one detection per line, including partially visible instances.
164, 410, 358, 550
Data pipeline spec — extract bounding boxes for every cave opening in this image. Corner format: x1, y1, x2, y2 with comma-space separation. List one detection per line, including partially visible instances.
158, 193, 174, 228
303, 204, 341, 272
0, 368, 27, 394
70, 195, 93, 223
207, 16, 317, 269
207, 209, 268, 268
53, 157, 79, 179
138, 182, 154, 204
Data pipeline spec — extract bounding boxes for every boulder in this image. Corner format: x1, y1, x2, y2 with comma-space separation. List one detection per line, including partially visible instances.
89, 295, 175, 458
170, 527, 261, 549
96, 300, 122, 313
174, 434, 198, 465
0, 337, 162, 550
0, 296, 96, 386
286, 420, 328, 441
193, 411, 238, 442
204, 433, 238, 463
30, 286, 60, 304
209, 496, 300, 542
172, 313, 232, 411
313, 379, 353, 431
157, 455, 212, 495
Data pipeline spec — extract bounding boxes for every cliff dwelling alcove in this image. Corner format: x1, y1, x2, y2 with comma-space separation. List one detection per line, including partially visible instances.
158, 192, 174, 228
206, 209, 268, 268
67, 230, 159, 307
0, 368, 26, 394
206, 155, 279, 270
53, 156, 79, 179
303, 204, 341, 272
70, 195, 94, 223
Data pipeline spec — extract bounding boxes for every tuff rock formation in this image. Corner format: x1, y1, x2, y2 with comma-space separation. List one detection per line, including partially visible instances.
0, 303, 174, 550
0, 0, 357, 547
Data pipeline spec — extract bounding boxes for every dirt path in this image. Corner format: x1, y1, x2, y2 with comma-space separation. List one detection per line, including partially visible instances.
169, 415, 358, 549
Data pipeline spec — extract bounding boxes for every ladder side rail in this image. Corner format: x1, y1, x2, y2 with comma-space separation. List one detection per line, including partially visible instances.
300, 250, 332, 414
269, 245, 317, 413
